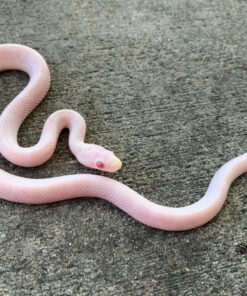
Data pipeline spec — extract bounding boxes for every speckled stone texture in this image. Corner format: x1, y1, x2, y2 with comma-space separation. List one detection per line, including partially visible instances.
0, 0, 247, 295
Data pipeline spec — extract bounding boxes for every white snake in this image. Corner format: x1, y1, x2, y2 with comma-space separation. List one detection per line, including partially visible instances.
0, 43, 245, 231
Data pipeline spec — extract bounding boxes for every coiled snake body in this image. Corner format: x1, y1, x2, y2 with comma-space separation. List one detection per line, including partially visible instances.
0, 44, 245, 231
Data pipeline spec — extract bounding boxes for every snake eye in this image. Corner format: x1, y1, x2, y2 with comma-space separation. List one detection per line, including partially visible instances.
96, 160, 104, 169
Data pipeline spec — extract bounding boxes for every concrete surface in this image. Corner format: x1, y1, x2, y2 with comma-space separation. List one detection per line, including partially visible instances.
0, 0, 247, 295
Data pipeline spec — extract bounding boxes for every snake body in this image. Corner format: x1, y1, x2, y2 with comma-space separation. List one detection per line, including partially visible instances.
0, 44, 245, 231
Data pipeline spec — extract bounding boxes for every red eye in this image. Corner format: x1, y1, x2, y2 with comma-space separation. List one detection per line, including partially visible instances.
96, 160, 104, 169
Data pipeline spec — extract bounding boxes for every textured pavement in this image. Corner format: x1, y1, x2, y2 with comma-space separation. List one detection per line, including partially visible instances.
0, 1, 247, 295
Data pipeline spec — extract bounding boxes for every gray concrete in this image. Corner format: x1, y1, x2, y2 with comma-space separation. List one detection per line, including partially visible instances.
0, 0, 247, 295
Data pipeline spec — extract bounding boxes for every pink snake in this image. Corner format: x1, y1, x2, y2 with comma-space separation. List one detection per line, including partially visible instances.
0, 44, 245, 231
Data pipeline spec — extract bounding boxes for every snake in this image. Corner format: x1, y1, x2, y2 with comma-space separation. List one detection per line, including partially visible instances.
0, 44, 245, 231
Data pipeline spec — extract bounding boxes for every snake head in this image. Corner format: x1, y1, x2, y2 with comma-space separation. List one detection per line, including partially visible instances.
76, 144, 122, 172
